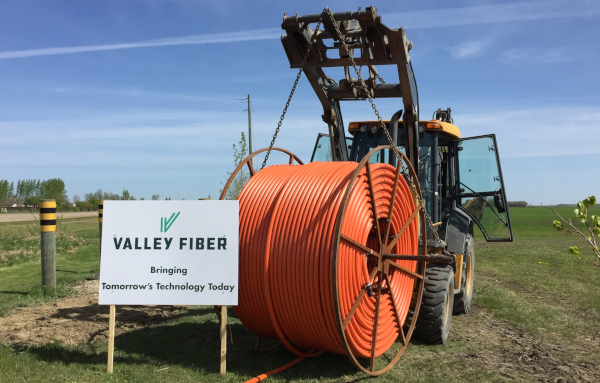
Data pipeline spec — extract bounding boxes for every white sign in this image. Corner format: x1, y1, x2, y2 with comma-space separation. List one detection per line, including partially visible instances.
98, 200, 239, 305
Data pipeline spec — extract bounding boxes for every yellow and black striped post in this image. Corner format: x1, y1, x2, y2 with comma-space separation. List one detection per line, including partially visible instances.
40, 199, 56, 291
98, 200, 103, 252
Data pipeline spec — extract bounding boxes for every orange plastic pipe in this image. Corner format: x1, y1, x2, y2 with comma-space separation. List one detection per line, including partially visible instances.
234, 161, 418, 360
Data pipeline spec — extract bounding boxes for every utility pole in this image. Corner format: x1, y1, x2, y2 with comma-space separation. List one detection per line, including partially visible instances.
242, 94, 252, 154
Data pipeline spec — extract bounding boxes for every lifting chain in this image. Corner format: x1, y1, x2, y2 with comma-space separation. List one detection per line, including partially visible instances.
324, 8, 446, 249
260, 11, 325, 170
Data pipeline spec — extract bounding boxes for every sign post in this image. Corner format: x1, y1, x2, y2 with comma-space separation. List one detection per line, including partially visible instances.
107, 305, 116, 373
99, 200, 239, 374
220, 305, 227, 374
40, 199, 56, 291
98, 200, 103, 252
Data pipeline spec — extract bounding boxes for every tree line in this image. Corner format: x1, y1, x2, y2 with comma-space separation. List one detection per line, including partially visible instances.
1, 179, 167, 211
0, 178, 67, 206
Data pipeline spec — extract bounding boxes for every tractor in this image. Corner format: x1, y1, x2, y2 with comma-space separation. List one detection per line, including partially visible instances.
279, 6, 514, 344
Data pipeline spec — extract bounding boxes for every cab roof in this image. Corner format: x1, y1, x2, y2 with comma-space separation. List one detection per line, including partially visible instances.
348, 120, 461, 139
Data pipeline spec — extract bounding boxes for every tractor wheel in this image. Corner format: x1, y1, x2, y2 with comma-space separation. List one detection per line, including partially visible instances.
453, 234, 474, 315
414, 264, 454, 344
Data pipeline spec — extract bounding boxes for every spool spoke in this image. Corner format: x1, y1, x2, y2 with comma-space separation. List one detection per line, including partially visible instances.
383, 161, 401, 245
387, 260, 423, 280
342, 289, 366, 330
343, 267, 379, 330
365, 162, 383, 250
384, 275, 407, 345
340, 234, 380, 259
254, 335, 261, 350
370, 272, 382, 372
247, 160, 256, 177
387, 205, 421, 250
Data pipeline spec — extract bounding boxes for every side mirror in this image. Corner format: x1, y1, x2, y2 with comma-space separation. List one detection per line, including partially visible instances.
494, 190, 506, 213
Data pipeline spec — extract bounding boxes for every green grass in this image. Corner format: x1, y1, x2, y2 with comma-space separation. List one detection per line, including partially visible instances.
473, 206, 600, 345
0, 309, 504, 383
0, 217, 100, 316
0, 208, 599, 382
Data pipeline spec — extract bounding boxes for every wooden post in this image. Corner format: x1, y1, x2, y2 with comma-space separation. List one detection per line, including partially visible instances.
107, 305, 116, 373
40, 199, 56, 291
98, 200, 103, 252
220, 305, 227, 375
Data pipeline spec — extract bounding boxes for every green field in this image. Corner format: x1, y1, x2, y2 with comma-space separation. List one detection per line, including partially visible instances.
0, 207, 598, 382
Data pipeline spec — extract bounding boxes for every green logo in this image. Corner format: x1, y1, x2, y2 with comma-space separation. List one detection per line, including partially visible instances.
161, 212, 180, 233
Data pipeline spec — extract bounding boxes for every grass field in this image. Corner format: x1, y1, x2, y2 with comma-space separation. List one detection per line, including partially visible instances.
0, 207, 598, 382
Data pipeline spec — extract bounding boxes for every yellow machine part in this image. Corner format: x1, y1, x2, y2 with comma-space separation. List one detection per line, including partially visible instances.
453, 253, 464, 292
348, 120, 461, 139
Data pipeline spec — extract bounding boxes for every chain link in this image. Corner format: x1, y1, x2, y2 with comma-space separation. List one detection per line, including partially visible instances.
323, 9, 445, 249
260, 11, 325, 170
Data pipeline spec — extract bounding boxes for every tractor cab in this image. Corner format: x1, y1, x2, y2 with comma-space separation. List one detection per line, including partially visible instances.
310, 109, 513, 244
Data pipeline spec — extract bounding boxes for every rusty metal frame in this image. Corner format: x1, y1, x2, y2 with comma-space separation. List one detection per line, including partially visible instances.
332, 145, 427, 376
216, 147, 303, 352
281, 6, 419, 167
219, 147, 303, 200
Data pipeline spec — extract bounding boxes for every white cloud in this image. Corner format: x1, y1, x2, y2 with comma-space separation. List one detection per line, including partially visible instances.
455, 105, 600, 158
450, 40, 490, 59
1, 1, 599, 60
0, 28, 280, 60
501, 47, 570, 64
392, 0, 600, 29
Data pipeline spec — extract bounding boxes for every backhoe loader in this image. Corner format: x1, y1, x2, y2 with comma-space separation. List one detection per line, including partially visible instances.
281, 6, 514, 343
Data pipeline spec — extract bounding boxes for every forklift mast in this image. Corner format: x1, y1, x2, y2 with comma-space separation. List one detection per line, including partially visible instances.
281, 6, 420, 170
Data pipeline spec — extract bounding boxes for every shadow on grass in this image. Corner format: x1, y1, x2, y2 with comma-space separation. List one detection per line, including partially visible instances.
46, 305, 215, 325
22, 319, 367, 381
0, 291, 29, 295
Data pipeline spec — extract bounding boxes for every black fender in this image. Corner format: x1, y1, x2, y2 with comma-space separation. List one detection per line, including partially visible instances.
438, 207, 471, 255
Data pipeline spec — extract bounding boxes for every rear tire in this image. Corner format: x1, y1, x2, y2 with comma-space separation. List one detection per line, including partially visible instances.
414, 264, 454, 344
453, 234, 474, 315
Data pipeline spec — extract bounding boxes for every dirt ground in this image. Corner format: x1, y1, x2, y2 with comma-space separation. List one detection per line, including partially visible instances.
449, 309, 599, 382
0, 280, 181, 346
0, 280, 598, 382
0, 212, 96, 223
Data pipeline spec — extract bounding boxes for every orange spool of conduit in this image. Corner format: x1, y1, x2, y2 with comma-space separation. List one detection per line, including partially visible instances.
229, 146, 426, 376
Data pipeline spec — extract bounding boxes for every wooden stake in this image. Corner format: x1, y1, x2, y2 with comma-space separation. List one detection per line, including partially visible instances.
220, 305, 227, 375
107, 305, 116, 373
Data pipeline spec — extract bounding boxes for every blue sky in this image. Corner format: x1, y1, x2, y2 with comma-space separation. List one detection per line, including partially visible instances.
1, 0, 598, 204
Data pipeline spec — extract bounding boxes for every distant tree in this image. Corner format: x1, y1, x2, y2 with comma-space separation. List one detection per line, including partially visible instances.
548, 195, 599, 268
40, 178, 67, 205
0, 180, 10, 202
508, 201, 528, 208
152, 194, 160, 200
88, 196, 99, 210
221, 131, 249, 200
73, 195, 81, 203
16, 179, 41, 198
122, 189, 130, 200
140, 198, 145, 200
75, 200, 92, 211
95, 189, 103, 200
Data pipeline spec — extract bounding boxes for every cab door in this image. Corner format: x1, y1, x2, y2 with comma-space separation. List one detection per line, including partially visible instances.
454, 134, 513, 242
311, 133, 353, 162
